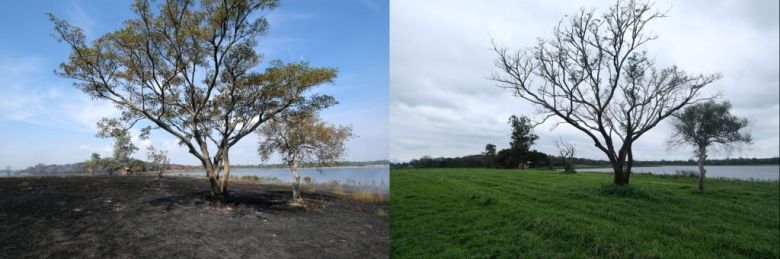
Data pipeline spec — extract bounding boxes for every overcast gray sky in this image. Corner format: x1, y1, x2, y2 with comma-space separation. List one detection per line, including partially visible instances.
390, 0, 779, 162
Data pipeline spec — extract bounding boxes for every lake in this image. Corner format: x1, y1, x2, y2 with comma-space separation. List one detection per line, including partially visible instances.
172, 166, 389, 192
576, 165, 780, 181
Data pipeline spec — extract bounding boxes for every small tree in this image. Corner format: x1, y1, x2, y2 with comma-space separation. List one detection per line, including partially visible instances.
147, 146, 170, 178
556, 138, 576, 173
258, 112, 354, 203
508, 115, 538, 156
491, 0, 720, 185
669, 101, 751, 192
483, 144, 497, 168
4, 166, 10, 177
85, 153, 101, 176
98, 118, 138, 175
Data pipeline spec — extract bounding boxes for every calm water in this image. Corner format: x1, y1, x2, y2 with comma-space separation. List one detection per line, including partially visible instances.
577, 165, 780, 180
173, 166, 389, 192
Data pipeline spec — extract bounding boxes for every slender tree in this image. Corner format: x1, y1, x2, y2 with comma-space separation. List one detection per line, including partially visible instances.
50, 0, 337, 199
85, 153, 101, 176
257, 112, 354, 203
555, 138, 576, 173
491, 0, 720, 185
146, 146, 171, 178
483, 143, 497, 168
669, 101, 751, 192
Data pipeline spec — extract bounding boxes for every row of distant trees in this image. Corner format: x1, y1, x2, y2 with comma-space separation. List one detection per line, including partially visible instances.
392, 155, 778, 169
392, 115, 559, 169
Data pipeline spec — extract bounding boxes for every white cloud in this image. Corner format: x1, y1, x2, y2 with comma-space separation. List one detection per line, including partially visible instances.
390, 0, 779, 162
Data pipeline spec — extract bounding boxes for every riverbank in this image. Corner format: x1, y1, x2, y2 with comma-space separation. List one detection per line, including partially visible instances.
391, 168, 779, 258
0, 175, 388, 258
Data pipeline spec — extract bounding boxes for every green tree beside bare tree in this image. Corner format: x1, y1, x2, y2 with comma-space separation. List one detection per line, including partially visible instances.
257, 112, 354, 204
491, 0, 720, 185
50, 0, 337, 200
669, 101, 751, 193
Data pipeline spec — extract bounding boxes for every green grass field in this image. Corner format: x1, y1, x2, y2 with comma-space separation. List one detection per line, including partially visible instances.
390, 168, 780, 258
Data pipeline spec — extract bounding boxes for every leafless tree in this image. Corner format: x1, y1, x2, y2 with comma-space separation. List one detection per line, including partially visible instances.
555, 138, 576, 172
491, 0, 720, 185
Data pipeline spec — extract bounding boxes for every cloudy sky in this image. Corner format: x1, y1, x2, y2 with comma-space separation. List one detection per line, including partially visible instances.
390, 0, 779, 162
0, 0, 388, 168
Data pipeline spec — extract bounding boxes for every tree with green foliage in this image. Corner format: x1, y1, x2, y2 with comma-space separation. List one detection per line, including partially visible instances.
96, 118, 139, 174
669, 101, 751, 192
50, 0, 336, 199
492, 0, 720, 185
146, 146, 170, 178
483, 144, 497, 168
258, 112, 354, 203
508, 115, 538, 156
85, 153, 101, 176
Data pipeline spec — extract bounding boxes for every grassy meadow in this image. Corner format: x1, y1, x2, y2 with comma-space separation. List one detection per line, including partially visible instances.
390, 168, 780, 258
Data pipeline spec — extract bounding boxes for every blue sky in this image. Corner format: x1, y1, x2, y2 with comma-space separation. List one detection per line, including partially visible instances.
0, 0, 388, 168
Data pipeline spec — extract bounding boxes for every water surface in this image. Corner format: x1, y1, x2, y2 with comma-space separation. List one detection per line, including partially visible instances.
173, 166, 389, 192
577, 165, 779, 180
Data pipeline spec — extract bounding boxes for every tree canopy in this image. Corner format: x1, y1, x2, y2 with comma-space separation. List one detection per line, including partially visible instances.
50, 0, 337, 198
491, 0, 720, 185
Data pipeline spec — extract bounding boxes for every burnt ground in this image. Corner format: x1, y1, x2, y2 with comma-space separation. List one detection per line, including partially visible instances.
0, 176, 388, 258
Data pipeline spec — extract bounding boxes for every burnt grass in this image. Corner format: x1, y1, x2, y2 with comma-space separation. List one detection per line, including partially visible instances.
0, 175, 388, 258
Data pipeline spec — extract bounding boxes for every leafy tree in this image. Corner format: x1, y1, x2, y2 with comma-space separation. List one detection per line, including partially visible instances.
147, 146, 171, 178
85, 153, 101, 176
491, 0, 720, 185
49, 0, 336, 199
258, 112, 354, 203
669, 101, 751, 192
508, 115, 537, 156
483, 144, 497, 168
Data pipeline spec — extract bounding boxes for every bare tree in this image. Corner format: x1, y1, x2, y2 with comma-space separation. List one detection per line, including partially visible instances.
669, 101, 751, 192
146, 146, 171, 178
491, 0, 720, 185
258, 112, 354, 204
555, 138, 576, 172
49, 0, 337, 199
4, 166, 10, 177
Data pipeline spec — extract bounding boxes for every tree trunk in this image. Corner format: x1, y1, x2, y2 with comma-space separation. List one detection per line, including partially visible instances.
205, 166, 223, 200
612, 163, 629, 186
625, 149, 634, 185
219, 151, 231, 197
157, 168, 163, 178
697, 146, 707, 193
290, 160, 302, 203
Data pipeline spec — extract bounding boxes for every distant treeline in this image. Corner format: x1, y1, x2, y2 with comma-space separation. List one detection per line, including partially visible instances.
16, 160, 198, 176
391, 155, 779, 169
391, 151, 555, 169
232, 160, 390, 169
13, 160, 388, 175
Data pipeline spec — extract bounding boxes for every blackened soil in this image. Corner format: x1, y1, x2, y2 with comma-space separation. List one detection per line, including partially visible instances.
0, 176, 388, 258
